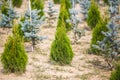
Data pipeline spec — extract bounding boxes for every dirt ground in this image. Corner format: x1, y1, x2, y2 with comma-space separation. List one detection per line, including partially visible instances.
0, 0, 111, 80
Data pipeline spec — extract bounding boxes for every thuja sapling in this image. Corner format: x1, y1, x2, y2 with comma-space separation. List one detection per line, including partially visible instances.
1, 23, 28, 73
20, 0, 45, 52
110, 61, 120, 80
57, 0, 72, 31
53, 0, 60, 4
12, 0, 23, 8
67, 0, 85, 43
31, 0, 44, 17
50, 22, 74, 65
90, 18, 108, 54
45, 0, 57, 27
0, 0, 8, 15
103, 0, 109, 5
0, 1, 3, 9
92, 17, 120, 69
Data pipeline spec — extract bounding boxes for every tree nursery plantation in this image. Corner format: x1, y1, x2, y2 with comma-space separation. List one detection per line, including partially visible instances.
0, 0, 120, 80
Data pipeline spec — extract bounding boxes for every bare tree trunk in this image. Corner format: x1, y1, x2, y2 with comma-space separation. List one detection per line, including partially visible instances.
28, 0, 34, 52
32, 39, 35, 52
29, 0, 32, 23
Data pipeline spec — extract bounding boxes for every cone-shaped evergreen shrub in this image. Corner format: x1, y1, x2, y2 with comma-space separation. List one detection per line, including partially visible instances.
103, 0, 109, 5
18, 24, 24, 39
12, 0, 23, 8
90, 19, 108, 54
31, 0, 44, 17
18, 17, 25, 39
1, 24, 28, 73
1, 3, 8, 15
57, 0, 71, 31
53, 0, 60, 4
50, 22, 74, 65
110, 62, 120, 80
64, 0, 71, 12
87, 0, 101, 29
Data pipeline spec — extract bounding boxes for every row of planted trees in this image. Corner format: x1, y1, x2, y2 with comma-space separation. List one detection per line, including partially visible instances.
0, 0, 71, 73
52, 0, 120, 79
0, 0, 45, 73
0, 0, 120, 79
88, 0, 120, 80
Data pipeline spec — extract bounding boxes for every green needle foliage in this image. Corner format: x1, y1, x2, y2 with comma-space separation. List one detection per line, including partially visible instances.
18, 17, 25, 39
65, 0, 71, 12
110, 62, 120, 80
57, 0, 71, 31
50, 22, 74, 65
31, 0, 44, 17
1, 1, 8, 15
18, 24, 24, 39
1, 0, 23, 14
1, 5, 8, 15
53, 0, 60, 4
1, 24, 28, 73
12, 0, 23, 8
87, 0, 101, 29
90, 19, 108, 54
103, 0, 109, 5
